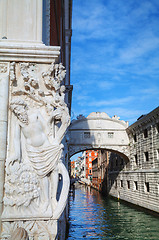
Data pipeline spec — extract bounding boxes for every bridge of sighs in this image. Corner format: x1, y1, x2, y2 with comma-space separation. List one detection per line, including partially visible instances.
67, 112, 130, 160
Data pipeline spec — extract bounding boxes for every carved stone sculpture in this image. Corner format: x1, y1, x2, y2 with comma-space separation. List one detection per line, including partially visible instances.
1, 62, 70, 239
9, 227, 29, 240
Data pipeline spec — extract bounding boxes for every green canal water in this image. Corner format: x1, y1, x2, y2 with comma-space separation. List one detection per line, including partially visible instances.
67, 184, 159, 240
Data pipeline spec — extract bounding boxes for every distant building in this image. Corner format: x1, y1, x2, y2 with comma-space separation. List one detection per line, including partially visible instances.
80, 152, 86, 178
92, 150, 109, 192
73, 156, 82, 178
85, 150, 98, 180
71, 160, 75, 177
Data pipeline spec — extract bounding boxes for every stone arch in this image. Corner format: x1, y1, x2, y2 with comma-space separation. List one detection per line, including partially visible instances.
68, 112, 130, 160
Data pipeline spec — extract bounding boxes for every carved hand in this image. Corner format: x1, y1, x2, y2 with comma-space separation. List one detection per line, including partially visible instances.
6, 154, 20, 166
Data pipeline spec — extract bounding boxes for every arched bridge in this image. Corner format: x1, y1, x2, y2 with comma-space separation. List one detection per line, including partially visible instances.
68, 112, 130, 159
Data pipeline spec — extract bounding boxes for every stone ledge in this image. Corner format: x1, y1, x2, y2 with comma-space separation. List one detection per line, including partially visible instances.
109, 169, 159, 174
0, 43, 60, 63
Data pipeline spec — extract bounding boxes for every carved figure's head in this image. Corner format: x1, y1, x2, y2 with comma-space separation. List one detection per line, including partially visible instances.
10, 98, 29, 124
42, 62, 66, 91
52, 108, 63, 121
60, 85, 66, 94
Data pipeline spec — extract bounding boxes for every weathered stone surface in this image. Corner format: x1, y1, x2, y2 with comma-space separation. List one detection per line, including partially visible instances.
68, 112, 130, 158
108, 107, 159, 213
0, 0, 43, 43
1, 61, 70, 239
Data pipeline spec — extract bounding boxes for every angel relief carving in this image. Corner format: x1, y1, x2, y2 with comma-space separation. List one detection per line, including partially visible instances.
2, 62, 70, 220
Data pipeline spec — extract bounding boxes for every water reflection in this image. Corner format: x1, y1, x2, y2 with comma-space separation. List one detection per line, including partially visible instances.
67, 184, 159, 240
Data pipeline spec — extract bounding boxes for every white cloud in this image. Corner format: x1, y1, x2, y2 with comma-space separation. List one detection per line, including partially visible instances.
97, 81, 115, 90
80, 96, 134, 107
119, 34, 159, 64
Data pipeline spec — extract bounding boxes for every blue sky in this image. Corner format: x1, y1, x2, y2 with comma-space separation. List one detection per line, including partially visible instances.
70, 0, 159, 125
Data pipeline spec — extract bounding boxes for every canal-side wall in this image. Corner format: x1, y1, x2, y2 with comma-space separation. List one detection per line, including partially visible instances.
108, 171, 159, 213
108, 107, 159, 213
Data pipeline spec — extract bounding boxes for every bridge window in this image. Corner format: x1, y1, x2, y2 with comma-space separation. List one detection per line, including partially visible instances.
84, 132, 90, 138
108, 132, 114, 138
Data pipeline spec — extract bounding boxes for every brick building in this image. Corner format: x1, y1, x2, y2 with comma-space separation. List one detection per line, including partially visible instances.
70, 160, 75, 177
85, 150, 98, 180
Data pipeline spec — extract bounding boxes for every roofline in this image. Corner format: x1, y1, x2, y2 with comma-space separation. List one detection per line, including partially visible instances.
128, 106, 159, 131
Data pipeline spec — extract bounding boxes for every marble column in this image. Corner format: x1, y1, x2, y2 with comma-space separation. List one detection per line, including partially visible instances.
0, 62, 9, 231
0, 0, 43, 44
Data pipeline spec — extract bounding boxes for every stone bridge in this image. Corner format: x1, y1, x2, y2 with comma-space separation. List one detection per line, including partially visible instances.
68, 112, 130, 160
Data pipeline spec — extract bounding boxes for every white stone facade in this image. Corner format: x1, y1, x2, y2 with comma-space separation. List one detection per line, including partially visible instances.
0, 51, 71, 240
0, 0, 72, 239
68, 112, 130, 159
0, 0, 43, 44
108, 107, 159, 213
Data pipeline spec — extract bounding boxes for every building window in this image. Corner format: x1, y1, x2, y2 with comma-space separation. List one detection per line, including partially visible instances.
89, 158, 92, 162
144, 152, 149, 162
110, 163, 113, 171
144, 129, 148, 138
110, 179, 114, 186
157, 149, 159, 160
116, 159, 118, 167
120, 180, 123, 188
133, 134, 137, 142
145, 182, 150, 192
89, 163, 91, 168
156, 123, 159, 134
120, 159, 124, 166
89, 169, 92, 174
134, 181, 138, 190
108, 132, 114, 138
127, 181, 130, 189
115, 180, 117, 188
84, 132, 90, 138
135, 154, 138, 165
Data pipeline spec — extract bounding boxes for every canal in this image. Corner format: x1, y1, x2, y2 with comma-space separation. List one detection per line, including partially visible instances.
66, 184, 159, 240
